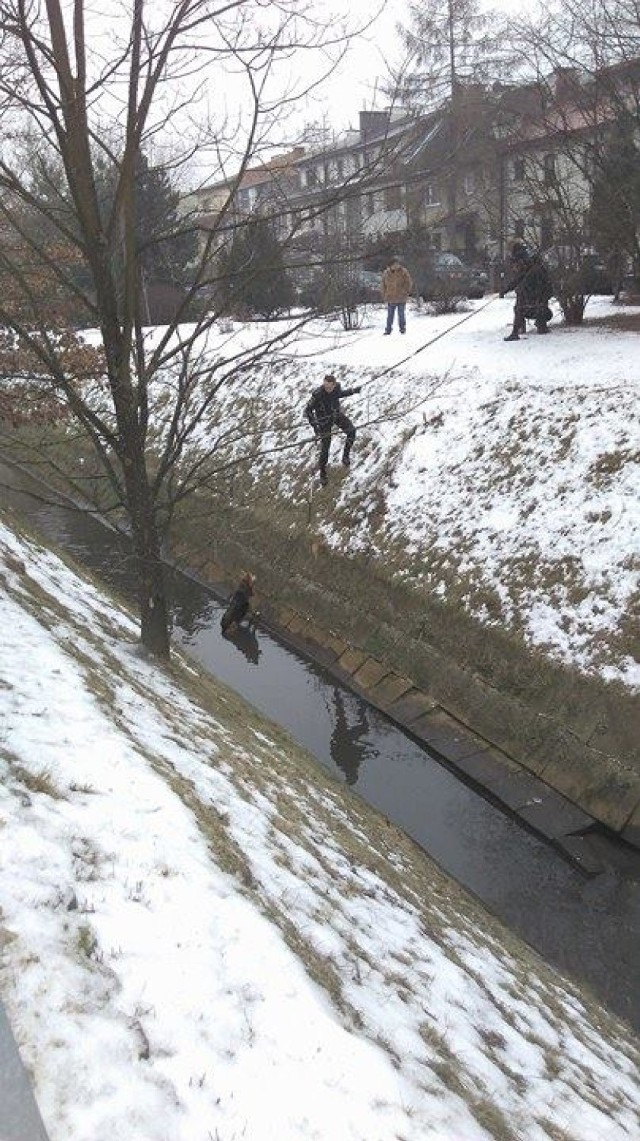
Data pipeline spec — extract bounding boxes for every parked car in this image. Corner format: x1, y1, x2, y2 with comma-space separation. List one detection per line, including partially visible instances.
418, 253, 487, 301
579, 253, 614, 295
358, 269, 382, 292
465, 262, 490, 299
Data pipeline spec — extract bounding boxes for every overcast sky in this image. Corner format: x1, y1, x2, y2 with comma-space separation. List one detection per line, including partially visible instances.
299, 0, 407, 132
303, 0, 526, 134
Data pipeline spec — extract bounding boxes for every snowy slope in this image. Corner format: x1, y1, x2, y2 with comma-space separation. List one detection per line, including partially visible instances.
1, 518, 639, 1141
152, 295, 639, 689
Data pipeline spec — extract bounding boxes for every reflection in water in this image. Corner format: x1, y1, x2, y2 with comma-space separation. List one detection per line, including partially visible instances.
222, 624, 261, 665
329, 688, 372, 786
171, 589, 219, 641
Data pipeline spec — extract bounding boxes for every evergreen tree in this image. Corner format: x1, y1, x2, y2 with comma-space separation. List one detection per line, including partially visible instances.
218, 217, 294, 318
95, 151, 198, 288
136, 154, 198, 286
590, 118, 640, 288
393, 0, 511, 250
395, 0, 509, 111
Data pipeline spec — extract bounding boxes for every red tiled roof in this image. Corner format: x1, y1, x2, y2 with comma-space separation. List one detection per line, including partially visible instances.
239, 147, 305, 189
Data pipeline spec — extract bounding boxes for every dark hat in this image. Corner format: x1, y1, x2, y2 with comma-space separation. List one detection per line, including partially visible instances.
511, 240, 529, 260
323, 373, 337, 384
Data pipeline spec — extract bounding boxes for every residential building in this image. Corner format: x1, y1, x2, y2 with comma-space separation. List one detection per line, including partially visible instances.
182, 56, 640, 294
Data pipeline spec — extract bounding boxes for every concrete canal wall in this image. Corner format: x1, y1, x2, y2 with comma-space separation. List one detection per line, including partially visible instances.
172, 502, 640, 857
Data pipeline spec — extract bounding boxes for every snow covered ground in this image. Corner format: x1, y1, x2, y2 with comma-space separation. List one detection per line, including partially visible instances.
152, 294, 638, 690
1, 517, 639, 1141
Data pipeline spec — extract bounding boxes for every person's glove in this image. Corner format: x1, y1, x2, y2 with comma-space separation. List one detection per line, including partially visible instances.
353, 386, 362, 393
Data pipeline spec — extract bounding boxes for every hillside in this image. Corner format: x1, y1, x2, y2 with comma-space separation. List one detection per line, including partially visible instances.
158, 294, 639, 692
4, 293, 637, 692
1, 514, 639, 1141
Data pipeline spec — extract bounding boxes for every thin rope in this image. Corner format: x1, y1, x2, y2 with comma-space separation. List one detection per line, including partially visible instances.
361, 294, 500, 388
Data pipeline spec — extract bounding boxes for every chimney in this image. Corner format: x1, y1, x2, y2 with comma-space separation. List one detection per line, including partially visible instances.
553, 67, 580, 102
359, 110, 390, 142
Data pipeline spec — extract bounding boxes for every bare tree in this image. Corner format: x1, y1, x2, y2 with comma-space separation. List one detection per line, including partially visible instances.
0, 0, 361, 657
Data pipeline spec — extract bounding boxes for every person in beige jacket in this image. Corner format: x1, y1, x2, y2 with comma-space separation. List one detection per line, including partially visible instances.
381, 257, 413, 334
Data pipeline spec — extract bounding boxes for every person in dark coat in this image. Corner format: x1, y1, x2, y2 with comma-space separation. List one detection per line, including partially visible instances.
220, 572, 257, 632
305, 373, 361, 486
329, 688, 371, 786
500, 241, 554, 340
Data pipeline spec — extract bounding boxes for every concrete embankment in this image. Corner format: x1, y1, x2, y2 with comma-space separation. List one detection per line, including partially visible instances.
172, 498, 640, 860
0, 994, 49, 1141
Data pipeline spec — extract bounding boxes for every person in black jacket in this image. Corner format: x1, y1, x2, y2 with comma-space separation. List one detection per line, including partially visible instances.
500, 241, 554, 340
305, 373, 361, 486
220, 572, 257, 633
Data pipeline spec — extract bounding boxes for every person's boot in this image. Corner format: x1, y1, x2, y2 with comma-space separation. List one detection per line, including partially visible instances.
341, 449, 351, 468
319, 469, 328, 486
536, 323, 549, 334
383, 329, 391, 336
503, 331, 520, 341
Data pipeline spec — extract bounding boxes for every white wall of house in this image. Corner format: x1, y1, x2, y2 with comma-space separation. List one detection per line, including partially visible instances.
504, 143, 594, 250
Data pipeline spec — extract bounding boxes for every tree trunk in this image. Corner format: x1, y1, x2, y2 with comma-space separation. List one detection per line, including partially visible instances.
560, 293, 586, 325
124, 450, 171, 658
137, 542, 171, 658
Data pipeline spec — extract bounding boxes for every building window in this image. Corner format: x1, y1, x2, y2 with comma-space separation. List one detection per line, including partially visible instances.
514, 218, 525, 238
540, 215, 554, 248
463, 171, 475, 195
425, 183, 440, 206
367, 192, 376, 217
385, 184, 402, 210
428, 231, 442, 250
238, 188, 257, 212
336, 158, 344, 180
512, 157, 525, 181
543, 153, 556, 185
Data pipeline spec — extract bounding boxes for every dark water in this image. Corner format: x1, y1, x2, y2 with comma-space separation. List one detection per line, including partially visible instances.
2, 459, 639, 1031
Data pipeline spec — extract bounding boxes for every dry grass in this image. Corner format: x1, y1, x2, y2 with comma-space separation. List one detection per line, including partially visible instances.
11, 763, 65, 799
582, 310, 640, 333
588, 448, 640, 482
